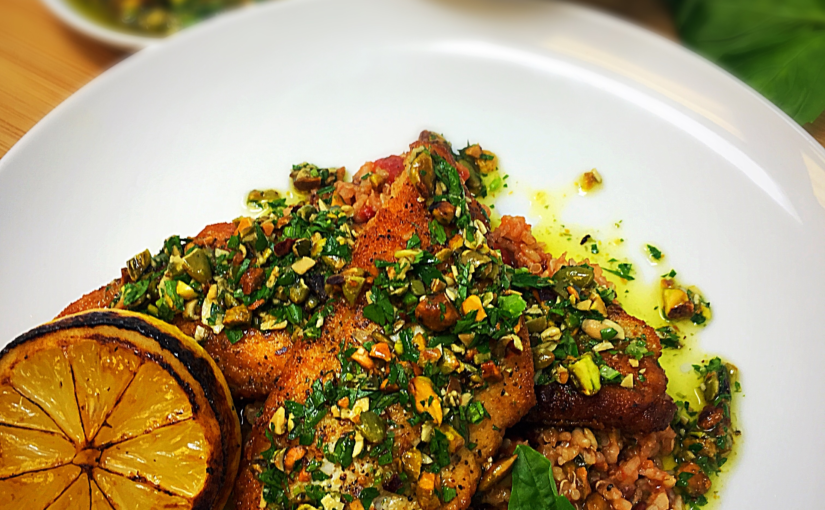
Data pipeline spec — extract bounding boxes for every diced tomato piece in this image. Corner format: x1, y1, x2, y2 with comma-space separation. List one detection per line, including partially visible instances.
456, 162, 470, 182
500, 248, 514, 266
374, 155, 405, 182
356, 203, 376, 223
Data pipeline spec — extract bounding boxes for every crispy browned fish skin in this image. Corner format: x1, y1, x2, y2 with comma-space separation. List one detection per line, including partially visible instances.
526, 305, 676, 434
232, 170, 535, 510
233, 174, 431, 509
57, 222, 294, 401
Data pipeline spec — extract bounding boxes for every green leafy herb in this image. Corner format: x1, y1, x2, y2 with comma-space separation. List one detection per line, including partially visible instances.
429, 220, 447, 245
669, 0, 825, 124
625, 339, 651, 359
657, 326, 682, 349
647, 244, 663, 260
226, 328, 243, 344
360, 487, 380, 509
465, 401, 489, 424
603, 262, 635, 281
509, 444, 575, 510
509, 269, 554, 289
691, 312, 707, 325
407, 233, 422, 249
363, 287, 395, 326
599, 365, 622, 383
441, 486, 458, 503
122, 280, 149, 307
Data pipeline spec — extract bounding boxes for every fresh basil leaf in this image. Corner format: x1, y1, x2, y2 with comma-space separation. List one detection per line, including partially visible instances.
669, 0, 825, 124
509, 444, 557, 509
509, 445, 576, 510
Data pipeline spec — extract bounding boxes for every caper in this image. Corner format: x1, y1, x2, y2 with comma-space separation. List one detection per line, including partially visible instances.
297, 204, 316, 220
356, 411, 386, 444
459, 160, 484, 195
292, 238, 311, 257
484, 263, 500, 281
533, 343, 556, 369
183, 247, 213, 284
289, 280, 310, 304
554, 265, 594, 289
305, 295, 319, 309
126, 249, 153, 282
409, 151, 435, 197
410, 279, 426, 296
525, 317, 548, 334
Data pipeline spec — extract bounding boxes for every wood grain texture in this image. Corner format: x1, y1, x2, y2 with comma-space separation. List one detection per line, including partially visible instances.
0, 0, 822, 159
0, 0, 123, 157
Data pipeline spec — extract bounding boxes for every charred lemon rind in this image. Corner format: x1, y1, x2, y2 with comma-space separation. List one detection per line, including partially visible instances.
0, 309, 241, 510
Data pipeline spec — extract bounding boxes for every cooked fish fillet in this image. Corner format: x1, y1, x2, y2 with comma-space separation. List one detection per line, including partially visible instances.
58, 222, 294, 401
231, 169, 535, 510
526, 305, 676, 434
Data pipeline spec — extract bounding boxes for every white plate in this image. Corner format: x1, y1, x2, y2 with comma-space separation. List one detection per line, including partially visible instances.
3, 0, 825, 507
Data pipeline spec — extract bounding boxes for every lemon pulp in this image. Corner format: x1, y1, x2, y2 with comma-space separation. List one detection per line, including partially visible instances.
0, 312, 238, 510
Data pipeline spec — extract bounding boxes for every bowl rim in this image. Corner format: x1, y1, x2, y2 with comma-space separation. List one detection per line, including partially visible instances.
40, 0, 165, 51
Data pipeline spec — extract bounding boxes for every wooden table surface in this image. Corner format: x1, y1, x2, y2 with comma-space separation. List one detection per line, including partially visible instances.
1, 0, 823, 159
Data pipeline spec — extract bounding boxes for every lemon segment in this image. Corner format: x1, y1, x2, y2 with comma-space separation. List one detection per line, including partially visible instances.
0, 464, 81, 510
9, 346, 85, 444
100, 419, 212, 498
90, 478, 114, 510
0, 310, 241, 510
94, 469, 190, 510
47, 472, 91, 510
94, 361, 193, 446
0, 385, 63, 434
0, 426, 76, 478
68, 339, 141, 441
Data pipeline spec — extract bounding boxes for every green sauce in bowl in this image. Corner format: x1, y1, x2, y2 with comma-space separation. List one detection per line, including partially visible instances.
67, 0, 254, 36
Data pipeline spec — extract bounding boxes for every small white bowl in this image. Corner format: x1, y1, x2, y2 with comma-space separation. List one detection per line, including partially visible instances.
41, 0, 166, 51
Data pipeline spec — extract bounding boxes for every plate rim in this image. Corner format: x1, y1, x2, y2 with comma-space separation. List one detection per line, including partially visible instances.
16, 0, 825, 169
4, 1, 825, 505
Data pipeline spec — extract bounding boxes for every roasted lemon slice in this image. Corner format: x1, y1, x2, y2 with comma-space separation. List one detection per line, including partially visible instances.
0, 310, 241, 510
